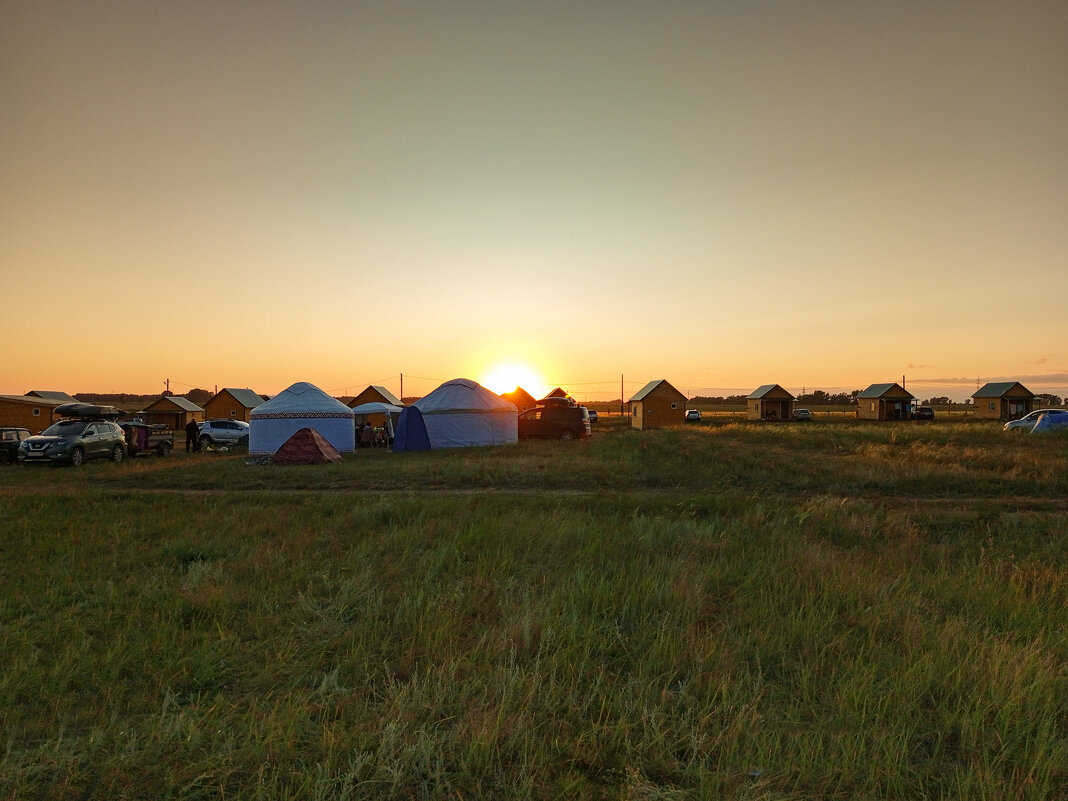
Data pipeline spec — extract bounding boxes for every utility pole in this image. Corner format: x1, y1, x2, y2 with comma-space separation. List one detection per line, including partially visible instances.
164, 378, 170, 395
400, 373, 404, 401
620, 374, 624, 416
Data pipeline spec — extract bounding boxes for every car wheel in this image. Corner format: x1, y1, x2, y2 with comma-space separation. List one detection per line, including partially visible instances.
70, 447, 85, 467
157, 442, 172, 457
200, 437, 212, 450
560, 429, 576, 441
112, 444, 126, 463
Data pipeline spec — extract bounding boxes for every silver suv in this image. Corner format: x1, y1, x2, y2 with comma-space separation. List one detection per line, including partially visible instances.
198, 419, 250, 448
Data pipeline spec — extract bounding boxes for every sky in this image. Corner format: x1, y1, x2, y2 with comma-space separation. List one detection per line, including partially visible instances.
2, 1, 1066, 402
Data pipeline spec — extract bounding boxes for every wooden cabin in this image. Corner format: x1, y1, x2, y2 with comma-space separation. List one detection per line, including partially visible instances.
746, 384, 796, 421
971, 382, 1036, 420
856, 383, 915, 420
203, 388, 264, 422
629, 380, 687, 430
0, 395, 63, 434
140, 395, 205, 430
501, 387, 537, 412
25, 390, 80, 403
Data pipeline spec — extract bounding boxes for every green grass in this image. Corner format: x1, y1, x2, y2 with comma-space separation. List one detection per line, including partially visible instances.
1, 421, 1065, 799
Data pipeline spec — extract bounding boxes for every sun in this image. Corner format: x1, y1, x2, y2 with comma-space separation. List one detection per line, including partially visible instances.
479, 362, 549, 398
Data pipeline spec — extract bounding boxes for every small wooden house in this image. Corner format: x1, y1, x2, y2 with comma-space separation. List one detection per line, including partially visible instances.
629, 379, 687, 430
347, 385, 404, 409
542, 387, 573, 402
0, 395, 64, 434
856, 383, 915, 420
141, 395, 205, 430
746, 384, 796, 421
971, 382, 1036, 420
204, 388, 264, 422
25, 390, 80, 403
501, 387, 537, 412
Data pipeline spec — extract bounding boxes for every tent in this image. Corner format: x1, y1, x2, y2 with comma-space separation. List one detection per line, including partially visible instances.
273, 427, 343, 464
249, 381, 355, 455
351, 401, 404, 442
392, 406, 431, 452
406, 378, 517, 449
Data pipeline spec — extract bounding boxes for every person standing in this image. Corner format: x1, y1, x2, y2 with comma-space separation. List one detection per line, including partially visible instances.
185, 418, 199, 453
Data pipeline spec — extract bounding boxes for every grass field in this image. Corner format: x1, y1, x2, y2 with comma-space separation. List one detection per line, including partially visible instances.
2, 421, 1066, 799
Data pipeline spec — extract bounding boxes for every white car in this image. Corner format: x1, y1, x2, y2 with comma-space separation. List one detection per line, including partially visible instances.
1003, 409, 1068, 432
684, 409, 702, 422
198, 419, 250, 447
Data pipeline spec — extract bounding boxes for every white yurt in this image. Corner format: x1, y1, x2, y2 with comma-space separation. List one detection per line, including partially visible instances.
249, 381, 355, 456
414, 378, 518, 448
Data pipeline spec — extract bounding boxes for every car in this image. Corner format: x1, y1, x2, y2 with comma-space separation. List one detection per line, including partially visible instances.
587, 409, 599, 423
913, 406, 935, 420
794, 408, 813, 421
198, 419, 251, 448
1004, 408, 1068, 432
684, 409, 702, 422
18, 419, 127, 465
517, 403, 591, 441
0, 427, 31, 464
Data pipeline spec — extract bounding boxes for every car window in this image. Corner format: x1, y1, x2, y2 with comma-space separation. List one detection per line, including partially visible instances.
43, 420, 88, 436
2, 431, 15, 441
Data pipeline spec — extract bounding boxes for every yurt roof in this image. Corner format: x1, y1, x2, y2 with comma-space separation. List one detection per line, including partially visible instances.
251, 382, 353, 417
414, 378, 516, 414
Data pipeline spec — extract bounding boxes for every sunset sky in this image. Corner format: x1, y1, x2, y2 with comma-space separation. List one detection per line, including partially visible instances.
3, 1, 1065, 402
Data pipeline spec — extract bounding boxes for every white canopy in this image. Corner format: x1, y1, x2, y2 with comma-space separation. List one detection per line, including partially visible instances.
414, 378, 517, 448
249, 381, 355, 455
350, 402, 405, 415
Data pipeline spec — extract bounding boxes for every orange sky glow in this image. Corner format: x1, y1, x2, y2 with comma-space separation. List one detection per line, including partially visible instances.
2, 2, 1066, 403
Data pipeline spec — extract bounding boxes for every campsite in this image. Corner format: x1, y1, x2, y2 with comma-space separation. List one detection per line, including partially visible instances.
2, 419, 1065, 799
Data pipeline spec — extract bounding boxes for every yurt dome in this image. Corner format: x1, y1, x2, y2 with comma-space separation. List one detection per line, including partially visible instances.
409, 378, 517, 449
249, 381, 355, 455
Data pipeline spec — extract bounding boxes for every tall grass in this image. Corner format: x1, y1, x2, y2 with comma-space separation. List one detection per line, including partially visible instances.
0, 422, 1065, 798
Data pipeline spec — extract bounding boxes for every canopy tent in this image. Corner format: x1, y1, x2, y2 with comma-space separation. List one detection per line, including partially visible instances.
407, 378, 517, 449
392, 406, 431, 452
351, 401, 404, 441
249, 381, 355, 456
273, 427, 343, 464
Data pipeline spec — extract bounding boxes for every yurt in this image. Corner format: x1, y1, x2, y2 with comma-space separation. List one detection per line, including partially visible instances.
409, 378, 517, 449
249, 381, 355, 456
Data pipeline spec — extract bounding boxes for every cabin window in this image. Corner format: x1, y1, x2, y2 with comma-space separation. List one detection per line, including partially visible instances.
988, 402, 995, 411
230, 409, 237, 417
670, 402, 678, 410
33, 408, 40, 416
869, 402, 875, 412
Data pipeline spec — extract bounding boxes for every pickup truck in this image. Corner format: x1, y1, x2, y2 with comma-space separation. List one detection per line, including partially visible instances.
120, 422, 174, 457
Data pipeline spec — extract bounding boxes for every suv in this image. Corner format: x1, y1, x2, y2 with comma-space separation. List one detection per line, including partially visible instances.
19, 419, 127, 465
685, 409, 702, 422
198, 419, 250, 448
518, 401, 591, 441
793, 408, 813, 421
913, 406, 935, 420
0, 427, 31, 463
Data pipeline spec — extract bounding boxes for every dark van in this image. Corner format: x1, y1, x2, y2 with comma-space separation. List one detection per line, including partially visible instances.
518, 401, 591, 441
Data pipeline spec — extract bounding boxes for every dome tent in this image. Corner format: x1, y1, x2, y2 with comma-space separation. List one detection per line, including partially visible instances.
249, 381, 355, 456
408, 378, 517, 449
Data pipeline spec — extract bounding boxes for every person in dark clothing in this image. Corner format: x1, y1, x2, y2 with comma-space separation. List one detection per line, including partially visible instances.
185, 419, 200, 453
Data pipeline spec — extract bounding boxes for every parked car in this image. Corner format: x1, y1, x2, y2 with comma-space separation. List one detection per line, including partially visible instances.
685, 409, 702, 422
198, 419, 251, 448
587, 409, 599, 423
794, 408, 813, 421
913, 406, 935, 420
0, 427, 31, 463
18, 419, 127, 465
1004, 408, 1068, 432
517, 403, 591, 440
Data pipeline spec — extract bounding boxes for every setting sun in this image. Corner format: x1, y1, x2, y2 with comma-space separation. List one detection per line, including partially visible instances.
479, 362, 549, 399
